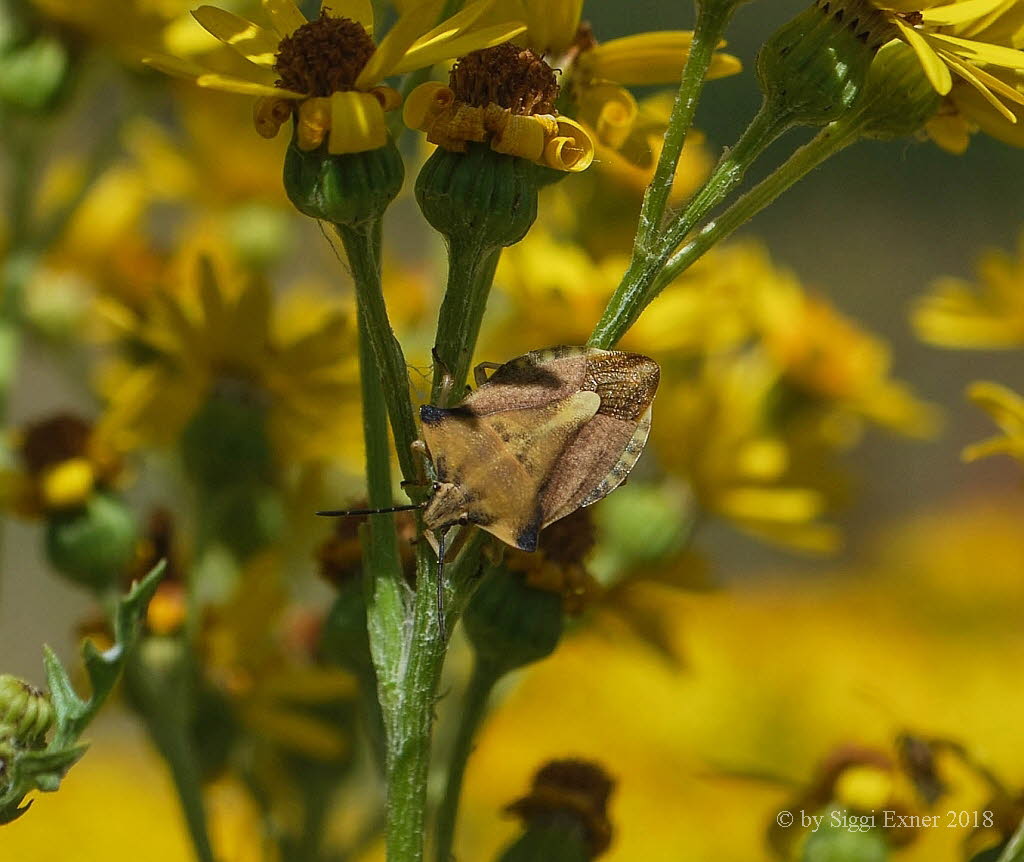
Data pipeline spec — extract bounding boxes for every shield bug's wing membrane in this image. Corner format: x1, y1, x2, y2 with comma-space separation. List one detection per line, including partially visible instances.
462, 346, 594, 416
538, 351, 659, 528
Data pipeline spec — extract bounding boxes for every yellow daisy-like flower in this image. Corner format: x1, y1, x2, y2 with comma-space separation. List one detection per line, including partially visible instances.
145, 0, 526, 154
962, 381, 1024, 464
95, 244, 362, 469
912, 231, 1024, 348
859, 0, 1024, 141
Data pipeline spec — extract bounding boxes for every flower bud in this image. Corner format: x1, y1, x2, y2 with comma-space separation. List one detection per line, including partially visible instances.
757, 0, 890, 127
463, 563, 563, 677
416, 143, 541, 251
857, 41, 942, 140
0, 675, 53, 746
283, 134, 404, 230
180, 386, 274, 490
502, 760, 615, 860
44, 491, 138, 590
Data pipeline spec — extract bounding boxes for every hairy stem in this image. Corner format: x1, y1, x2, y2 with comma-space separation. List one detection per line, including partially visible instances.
431, 237, 502, 405
336, 220, 420, 484
589, 101, 791, 350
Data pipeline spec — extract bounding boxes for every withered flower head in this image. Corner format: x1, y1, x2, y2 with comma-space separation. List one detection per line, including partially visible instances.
449, 42, 559, 116
506, 758, 616, 856
274, 10, 376, 97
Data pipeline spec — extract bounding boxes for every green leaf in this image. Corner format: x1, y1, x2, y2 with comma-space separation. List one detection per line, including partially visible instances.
1, 561, 166, 824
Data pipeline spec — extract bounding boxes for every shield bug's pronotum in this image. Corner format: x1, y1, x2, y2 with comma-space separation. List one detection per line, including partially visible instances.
319, 345, 660, 633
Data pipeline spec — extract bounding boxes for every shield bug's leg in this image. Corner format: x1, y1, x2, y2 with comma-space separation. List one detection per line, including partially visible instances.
431, 347, 458, 405
436, 529, 448, 641
473, 361, 503, 387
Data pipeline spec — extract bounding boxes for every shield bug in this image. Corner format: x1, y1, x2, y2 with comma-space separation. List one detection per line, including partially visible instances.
319, 345, 660, 631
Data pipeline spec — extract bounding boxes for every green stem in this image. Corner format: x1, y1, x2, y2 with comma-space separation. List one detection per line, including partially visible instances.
386, 545, 449, 862
336, 220, 421, 485
654, 116, 864, 292
997, 818, 1024, 862
356, 303, 408, 718
125, 652, 215, 862
431, 238, 502, 405
434, 660, 501, 862
589, 102, 792, 348
633, 0, 741, 249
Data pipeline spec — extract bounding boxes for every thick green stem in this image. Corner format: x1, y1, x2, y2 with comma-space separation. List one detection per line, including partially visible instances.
386, 545, 449, 862
433, 660, 500, 862
633, 0, 740, 249
431, 238, 502, 405
356, 303, 408, 717
589, 102, 791, 349
655, 116, 864, 292
336, 221, 420, 485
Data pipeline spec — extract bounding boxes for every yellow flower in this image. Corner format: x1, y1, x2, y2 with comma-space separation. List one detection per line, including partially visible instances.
913, 231, 1024, 347
512, 2, 741, 158
95, 243, 362, 470
962, 381, 1024, 464
145, 0, 526, 154
862, 0, 1024, 145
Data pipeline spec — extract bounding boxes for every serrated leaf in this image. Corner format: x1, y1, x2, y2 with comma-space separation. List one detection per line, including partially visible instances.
1, 562, 165, 825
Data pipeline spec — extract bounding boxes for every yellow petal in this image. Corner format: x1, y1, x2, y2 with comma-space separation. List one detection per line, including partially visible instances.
577, 82, 638, 149
328, 0, 375, 33
718, 487, 826, 523
927, 31, 1024, 70
895, 20, 954, 93
925, 112, 971, 153
195, 73, 305, 99
962, 436, 1024, 461
142, 52, 207, 81
543, 117, 595, 172
191, 6, 281, 68
920, 0, 1010, 27
942, 52, 1019, 121
393, 21, 527, 75
588, 32, 741, 86
261, 0, 307, 37
491, 113, 549, 161
966, 380, 1024, 431
520, 0, 582, 54
329, 90, 388, 153
356, 0, 444, 86
402, 80, 453, 129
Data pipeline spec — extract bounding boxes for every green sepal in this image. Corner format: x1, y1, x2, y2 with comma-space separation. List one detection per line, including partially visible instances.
44, 491, 138, 591
416, 143, 540, 250
463, 563, 563, 678
858, 42, 942, 140
283, 135, 404, 229
0, 562, 165, 823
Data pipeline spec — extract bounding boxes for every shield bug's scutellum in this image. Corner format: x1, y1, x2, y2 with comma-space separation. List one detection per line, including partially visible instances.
318, 345, 660, 638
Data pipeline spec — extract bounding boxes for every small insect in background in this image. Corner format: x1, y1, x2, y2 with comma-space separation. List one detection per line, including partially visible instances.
319, 345, 661, 636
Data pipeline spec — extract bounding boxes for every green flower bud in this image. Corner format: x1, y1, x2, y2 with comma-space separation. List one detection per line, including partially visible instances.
180, 387, 274, 490
416, 144, 540, 250
757, 0, 892, 127
283, 135, 404, 230
463, 563, 563, 678
802, 808, 889, 861
0, 675, 53, 745
857, 42, 942, 140
498, 820, 592, 862
0, 32, 70, 113
503, 760, 615, 860
203, 481, 285, 560
45, 491, 137, 589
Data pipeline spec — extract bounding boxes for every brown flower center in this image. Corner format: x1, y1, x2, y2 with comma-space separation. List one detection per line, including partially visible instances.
449, 43, 560, 115
274, 10, 376, 96
20, 414, 92, 474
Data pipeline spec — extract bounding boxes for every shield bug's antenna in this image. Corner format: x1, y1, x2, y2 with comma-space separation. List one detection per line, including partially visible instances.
316, 503, 425, 517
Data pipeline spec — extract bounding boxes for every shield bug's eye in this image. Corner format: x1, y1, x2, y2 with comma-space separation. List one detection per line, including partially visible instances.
418, 345, 660, 551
